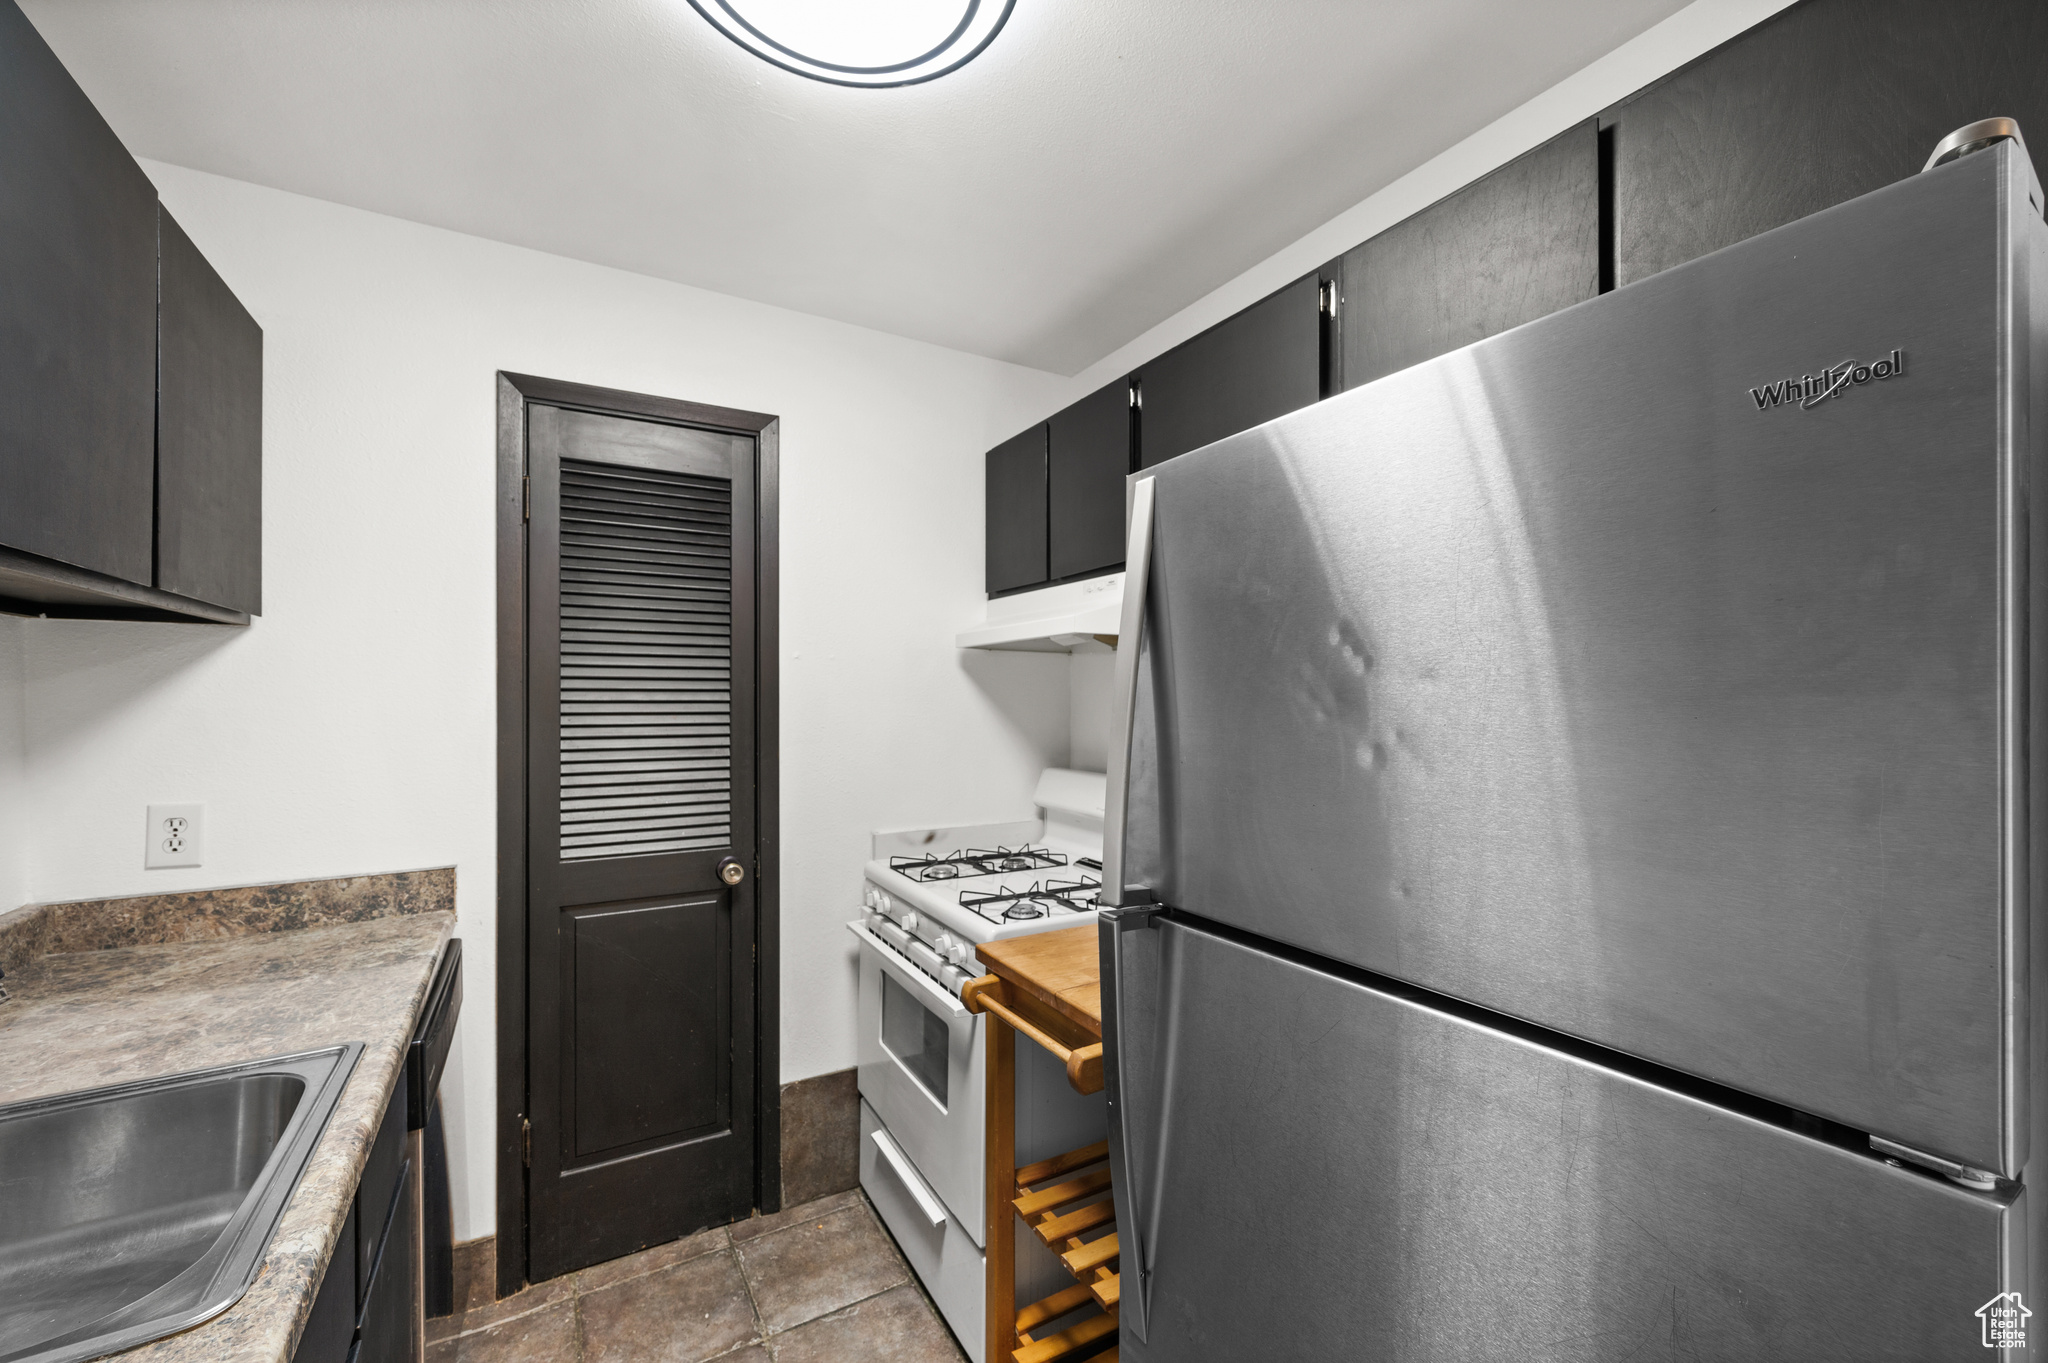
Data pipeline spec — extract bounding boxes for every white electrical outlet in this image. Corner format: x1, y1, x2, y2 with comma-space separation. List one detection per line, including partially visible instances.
145, 804, 204, 869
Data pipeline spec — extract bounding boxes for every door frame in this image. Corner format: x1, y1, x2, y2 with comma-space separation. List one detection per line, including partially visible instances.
494, 371, 782, 1296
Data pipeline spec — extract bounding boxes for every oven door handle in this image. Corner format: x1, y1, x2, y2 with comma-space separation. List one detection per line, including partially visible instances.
1102, 476, 1156, 909
871, 1127, 949, 1229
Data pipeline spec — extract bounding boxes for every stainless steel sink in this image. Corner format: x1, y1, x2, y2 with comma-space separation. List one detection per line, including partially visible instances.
0, 1045, 362, 1363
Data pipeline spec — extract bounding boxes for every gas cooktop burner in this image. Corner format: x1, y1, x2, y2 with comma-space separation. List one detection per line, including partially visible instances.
890, 845, 1068, 883
958, 876, 1102, 925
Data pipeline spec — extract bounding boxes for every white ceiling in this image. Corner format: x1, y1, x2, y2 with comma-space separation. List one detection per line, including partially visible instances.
23, 0, 1689, 375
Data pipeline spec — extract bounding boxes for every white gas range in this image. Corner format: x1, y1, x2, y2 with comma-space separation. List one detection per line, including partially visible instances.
850, 769, 1109, 1363
855, 766, 1107, 998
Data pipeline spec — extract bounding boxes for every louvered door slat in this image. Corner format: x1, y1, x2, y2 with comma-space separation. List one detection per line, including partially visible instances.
559, 454, 734, 860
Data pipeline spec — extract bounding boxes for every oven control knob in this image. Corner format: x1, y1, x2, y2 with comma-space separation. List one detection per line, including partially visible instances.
899, 912, 920, 933
932, 932, 955, 954
877, 892, 892, 913
948, 941, 975, 966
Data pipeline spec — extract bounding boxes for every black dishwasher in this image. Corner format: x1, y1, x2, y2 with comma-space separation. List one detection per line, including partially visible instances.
410, 938, 462, 1320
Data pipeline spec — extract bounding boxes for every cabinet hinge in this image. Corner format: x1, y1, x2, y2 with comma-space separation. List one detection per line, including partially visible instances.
522, 476, 530, 521
522, 1116, 532, 1167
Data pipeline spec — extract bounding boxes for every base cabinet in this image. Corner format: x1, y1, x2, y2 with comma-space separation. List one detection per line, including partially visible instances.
293, 1086, 421, 1363
356, 1158, 420, 1363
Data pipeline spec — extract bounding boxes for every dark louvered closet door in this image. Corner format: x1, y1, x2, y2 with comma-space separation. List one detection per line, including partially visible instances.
525, 404, 757, 1279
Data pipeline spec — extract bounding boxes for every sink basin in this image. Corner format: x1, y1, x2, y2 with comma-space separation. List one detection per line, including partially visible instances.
0, 1045, 362, 1363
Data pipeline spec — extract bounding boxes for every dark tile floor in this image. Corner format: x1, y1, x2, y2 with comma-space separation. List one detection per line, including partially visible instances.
427, 1190, 968, 1363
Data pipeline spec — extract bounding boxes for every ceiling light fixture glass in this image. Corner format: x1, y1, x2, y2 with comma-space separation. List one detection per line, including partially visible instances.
687, 0, 1015, 87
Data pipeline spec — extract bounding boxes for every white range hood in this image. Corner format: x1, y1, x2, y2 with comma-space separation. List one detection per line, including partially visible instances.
955, 572, 1123, 652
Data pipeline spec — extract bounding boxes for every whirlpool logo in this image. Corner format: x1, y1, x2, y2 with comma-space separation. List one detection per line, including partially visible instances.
1749, 350, 1905, 411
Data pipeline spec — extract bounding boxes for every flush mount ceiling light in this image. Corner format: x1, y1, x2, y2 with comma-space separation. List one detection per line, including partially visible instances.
686, 0, 1015, 87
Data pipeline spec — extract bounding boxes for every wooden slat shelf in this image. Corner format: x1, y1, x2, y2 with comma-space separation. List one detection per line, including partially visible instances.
1015, 1166, 1113, 1219
1013, 1309, 1119, 1363
1008, 1136, 1120, 1363
1061, 1231, 1118, 1276
1015, 1284, 1097, 1334
1031, 1197, 1116, 1246
1017, 1139, 1109, 1187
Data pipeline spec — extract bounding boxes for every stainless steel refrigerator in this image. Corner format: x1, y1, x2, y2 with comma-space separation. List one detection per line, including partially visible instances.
1097, 134, 2048, 1360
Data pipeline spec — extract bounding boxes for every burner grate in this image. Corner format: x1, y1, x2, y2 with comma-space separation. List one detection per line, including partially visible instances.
958, 876, 1101, 923
889, 845, 1068, 882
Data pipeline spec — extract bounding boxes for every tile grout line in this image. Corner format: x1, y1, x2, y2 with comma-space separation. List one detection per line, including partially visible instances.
728, 1237, 773, 1355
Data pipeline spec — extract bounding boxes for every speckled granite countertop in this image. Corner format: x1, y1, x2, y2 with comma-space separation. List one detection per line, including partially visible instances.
0, 910, 455, 1363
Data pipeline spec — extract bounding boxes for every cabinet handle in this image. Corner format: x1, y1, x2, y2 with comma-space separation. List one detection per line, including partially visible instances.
1102, 476, 1155, 908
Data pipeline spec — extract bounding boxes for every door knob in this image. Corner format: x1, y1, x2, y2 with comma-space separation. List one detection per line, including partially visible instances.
718, 857, 746, 886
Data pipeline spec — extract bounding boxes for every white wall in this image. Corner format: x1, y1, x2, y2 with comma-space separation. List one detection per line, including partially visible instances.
1068, 647, 1114, 776
8, 163, 1074, 1240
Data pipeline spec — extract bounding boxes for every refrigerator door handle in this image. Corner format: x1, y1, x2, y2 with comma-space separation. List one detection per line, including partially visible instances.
1103, 475, 1157, 909
1100, 903, 1163, 1341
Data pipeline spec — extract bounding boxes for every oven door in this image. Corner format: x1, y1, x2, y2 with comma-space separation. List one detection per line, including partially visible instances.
851, 922, 986, 1243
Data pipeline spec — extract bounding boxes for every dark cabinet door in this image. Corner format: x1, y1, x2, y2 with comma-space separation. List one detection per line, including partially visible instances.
355, 1081, 407, 1312
355, 1158, 418, 1363
1341, 120, 1599, 391
159, 207, 262, 614
291, 1202, 357, 1363
1137, 274, 1321, 469
1047, 380, 1131, 582
985, 423, 1047, 594
0, 0, 158, 585
1607, 0, 2048, 288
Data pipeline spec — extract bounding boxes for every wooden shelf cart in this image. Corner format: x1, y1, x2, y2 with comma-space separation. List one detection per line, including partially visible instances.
964, 924, 1120, 1363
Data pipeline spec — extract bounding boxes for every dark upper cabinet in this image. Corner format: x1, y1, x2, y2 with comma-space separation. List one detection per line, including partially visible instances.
1137, 273, 1322, 469
985, 424, 1048, 595
0, 0, 158, 586
0, 1, 261, 624
1341, 120, 1599, 391
1607, 0, 2048, 288
1047, 379, 1131, 582
159, 208, 263, 616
